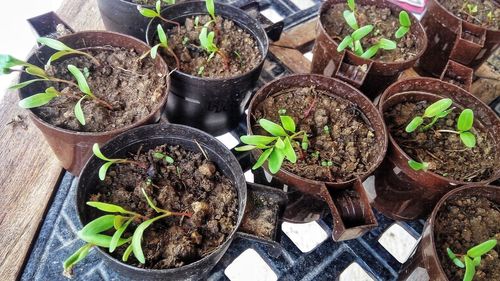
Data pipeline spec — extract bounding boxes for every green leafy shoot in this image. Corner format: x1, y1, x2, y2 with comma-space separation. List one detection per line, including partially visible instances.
447, 239, 497, 281
153, 151, 175, 164
205, 0, 216, 21
347, 0, 356, 12
18, 87, 60, 109
199, 22, 219, 58
457, 109, 476, 148
194, 16, 200, 28
466, 3, 478, 15
321, 160, 334, 167
137, 0, 180, 30
405, 98, 453, 132
395, 11, 411, 39
408, 159, 429, 171
140, 24, 180, 69
487, 11, 495, 23
92, 143, 130, 181
37, 37, 100, 66
361, 38, 396, 59
235, 111, 308, 174
63, 243, 93, 276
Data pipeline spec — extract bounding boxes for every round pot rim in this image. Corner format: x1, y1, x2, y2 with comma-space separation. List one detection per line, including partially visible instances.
429, 0, 500, 32
22, 30, 170, 137
247, 73, 389, 187
427, 184, 500, 279
76, 122, 245, 274
317, 0, 428, 67
145, 0, 269, 82
379, 77, 500, 185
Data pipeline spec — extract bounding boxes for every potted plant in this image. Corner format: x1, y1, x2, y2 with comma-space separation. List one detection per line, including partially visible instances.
369, 76, 500, 220
235, 74, 388, 241
417, 0, 499, 76
399, 184, 499, 281
0, 31, 170, 175
311, 0, 427, 98
145, 0, 269, 135
65, 124, 286, 280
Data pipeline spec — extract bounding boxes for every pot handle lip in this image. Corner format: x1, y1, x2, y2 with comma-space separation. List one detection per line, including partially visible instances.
27, 12, 75, 43
236, 1, 284, 42
235, 181, 288, 250
439, 60, 473, 92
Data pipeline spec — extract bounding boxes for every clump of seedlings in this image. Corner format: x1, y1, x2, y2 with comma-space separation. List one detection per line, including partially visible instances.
336, 0, 411, 59
438, 0, 499, 29
447, 239, 498, 281
140, 24, 180, 69
138, 0, 180, 30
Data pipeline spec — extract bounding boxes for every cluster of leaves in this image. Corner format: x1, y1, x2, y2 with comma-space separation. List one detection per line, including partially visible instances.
37, 37, 100, 66
235, 110, 308, 174
463, 2, 478, 15
92, 144, 130, 180
337, 0, 411, 59
199, 22, 218, 60
405, 98, 477, 171
138, 0, 176, 20
447, 239, 497, 281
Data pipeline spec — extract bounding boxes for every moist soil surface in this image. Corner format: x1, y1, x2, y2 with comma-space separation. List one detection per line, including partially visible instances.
88, 144, 238, 269
253, 86, 379, 182
438, 0, 499, 29
160, 15, 261, 78
435, 195, 500, 281
35, 47, 165, 132
321, 3, 419, 62
384, 97, 498, 182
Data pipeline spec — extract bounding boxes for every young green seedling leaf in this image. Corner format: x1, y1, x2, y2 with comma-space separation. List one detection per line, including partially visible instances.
447, 248, 465, 268
464, 256, 475, 281
351, 25, 373, 41
205, 0, 216, 21
259, 119, 287, 137
240, 135, 277, 146
361, 44, 379, 59
301, 134, 309, 150
79, 215, 115, 236
378, 38, 397, 50
63, 243, 93, 272
132, 214, 168, 263
252, 148, 273, 169
68, 65, 93, 97
142, 188, 165, 213
408, 159, 429, 171
199, 24, 218, 54
87, 201, 137, 215
337, 36, 354, 52
467, 239, 497, 258
138, 6, 159, 18
423, 98, 452, 118
457, 109, 474, 132
74, 96, 86, 125
283, 137, 297, 163
347, 0, 356, 12
93, 143, 113, 161
460, 131, 476, 148
343, 10, 359, 30
109, 218, 133, 253
395, 26, 409, 39
268, 148, 285, 174
122, 244, 134, 262
275, 137, 285, 149
18, 87, 59, 108
405, 116, 424, 133
399, 11, 411, 27
280, 115, 296, 132
473, 256, 481, 267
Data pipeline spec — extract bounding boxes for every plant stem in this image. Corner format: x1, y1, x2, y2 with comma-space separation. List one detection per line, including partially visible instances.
436, 129, 460, 134
167, 210, 193, 218
75, 50, 101, 66
159, 16, 181, 33
167, 47, 180, 70
216, 50, 230, 71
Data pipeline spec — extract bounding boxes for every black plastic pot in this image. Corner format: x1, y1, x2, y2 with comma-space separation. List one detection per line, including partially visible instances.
76, 124, 286, 280
145, 1, 269, 136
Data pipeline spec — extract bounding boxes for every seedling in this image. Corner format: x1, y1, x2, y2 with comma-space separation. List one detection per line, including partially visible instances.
138, 0, 180, 31
235, 112, 308, 174
153, 151, 174, 164
92, 143, 147, 180
199, 22, 219, 61
323, 125, 330, 134
486, 11, 494, 23
321, 160, 333, 167
436, 109, 477, 148
37, 37, 100, 66
408, 159, 429, 171
63, 188, 192, 275
206, 0, 216, 21
395, 11, 411, 39
466, 3, 478, 15
447, 239, 497, 281
140, 24, 180, 70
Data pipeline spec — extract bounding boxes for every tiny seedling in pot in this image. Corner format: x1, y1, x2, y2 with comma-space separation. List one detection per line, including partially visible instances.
37, 37, 101, 66
92, 143, 147, 180
138, 0, 180, 31
446, 239, 497, 281
140, 24, 180, 70
199, 22, 230, 69
235, 111, 309, 174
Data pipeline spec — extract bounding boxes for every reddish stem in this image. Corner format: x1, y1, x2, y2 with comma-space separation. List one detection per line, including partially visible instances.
303, 96, 317, 118
159, 16, 180, 34
170, 211, 193, 218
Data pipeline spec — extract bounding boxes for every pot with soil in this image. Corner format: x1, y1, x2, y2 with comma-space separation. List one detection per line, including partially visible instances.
416, 0, 500, 77
145, 1, 269, 135
237, 74, 388, 241
311, 0, 427, 99
367, 77, 500, 221
68, 123, 286, 280
8, 30, 170, 176
399, 184, 500, 281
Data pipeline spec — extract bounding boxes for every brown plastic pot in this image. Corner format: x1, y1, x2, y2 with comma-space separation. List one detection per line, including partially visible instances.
417, 0, 500, 77
18, 31, 170, 176
246, 74, 389, 241
310, 0, 428, 99
368, 76, 500, 221
398, 184, 500, 281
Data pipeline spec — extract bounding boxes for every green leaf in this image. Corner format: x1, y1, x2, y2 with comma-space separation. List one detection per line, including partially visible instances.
114, 215, 126, 229
447, 248, 465, 268
354, 40, 363, 55
47, 50, 71, 65
80, 215, 115, 235
157, 24, 167, 45
86, 201, 136, 215
142, 188, 163, 213
92, 143, 113, 162
252, 148, 273, 170
0, 54, 27, 69
99, 162, 114, 181
153, 152, 165, 159
301, 134, 309, 150
280, 115, 296, 132
399, 11, 411, 27
347, 0, 355, 12
206, 0, 215, 20
9, 78, 46, 90
234, 144, 257, 151
467, 239, 497, 258
150, 44, 160, 59
408, 159, 429, 171
361, 44, 379, 59
351, 25, 373, 41
405, 116, 423, 133
78, 233, 129, 248
343, 10, 359, 30
457, 109, 474, 132
460, 132, 476, 148
395, 26, 409, 39
337, 36, 353, 52
473, 256, 481, 267
122, 243, 134, 262
423, 98, 453, 118
25, 65, 48, 78
378, 38, 397, 50
259, 119, 287, 137
268, 148, 285, 174
138, 7, 159, 18
63, 243, 93, 271
240, 135, 276, 145
132, 214, 168, 263
165, 156, 174, 164
37, 37, 72, 51
283, 137, 297, 163
447, 247, 457, 260
68, 65, 92, 96
18, 89, 58, 108
464, 256, 475, 281
275, 137, 285, 149
110, 218, 133, 252
155, 0, 161, 14
74, 96, 86, 125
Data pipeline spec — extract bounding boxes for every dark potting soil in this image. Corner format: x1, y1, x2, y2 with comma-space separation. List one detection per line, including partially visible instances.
253, 86, 379, 182
384, 98, 498, 182
435, 195, 500, 281
161, 15, 261, 78
321, 3, 419, 62
88, 144, 238, 269
438, 0, 499, 30
240, 192, 278, 239
36, 47, 165, 132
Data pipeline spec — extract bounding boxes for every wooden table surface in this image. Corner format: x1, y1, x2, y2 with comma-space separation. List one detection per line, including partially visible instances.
0, 0, 497, 280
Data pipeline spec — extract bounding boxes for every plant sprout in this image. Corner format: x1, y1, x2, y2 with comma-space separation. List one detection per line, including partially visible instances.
153, 151, 175, 164
408, 159, 429, 171
63, 189, 192, 275
447, 239, 497, 281
486, 11, 494, 23
235, 111, 308, 174
92, 143, 147, 180
140, 24, 180, 70
395, 11, 411, 39
205, 0, 216, 21
199, 22, 219, 61
37, 37, 100, 66
466, 3, 478, 15
138, 0, 180, 30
